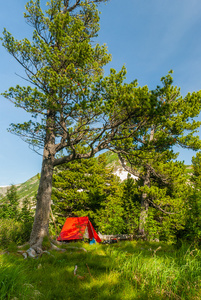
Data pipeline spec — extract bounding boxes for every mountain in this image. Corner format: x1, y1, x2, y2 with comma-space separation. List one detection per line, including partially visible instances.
0, 175, 40, 201
0, 151, 130, 201
0, 151, 192, 202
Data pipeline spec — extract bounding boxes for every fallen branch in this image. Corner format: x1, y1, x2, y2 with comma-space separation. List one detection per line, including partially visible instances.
86, 263, 93, 279
98, 233, 132, 241
153, 246, 161, 256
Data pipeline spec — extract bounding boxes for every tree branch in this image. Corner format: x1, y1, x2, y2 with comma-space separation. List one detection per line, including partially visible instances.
117, 152, 140, 178
145, 163, 170, 185
67, 0, 81, 12
148, 199, 177, 215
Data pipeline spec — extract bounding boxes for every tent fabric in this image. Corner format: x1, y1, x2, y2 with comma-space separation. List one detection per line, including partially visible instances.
57, 216, 101, 243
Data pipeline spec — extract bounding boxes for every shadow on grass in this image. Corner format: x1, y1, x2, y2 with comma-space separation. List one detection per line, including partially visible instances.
0, 241, 200, 300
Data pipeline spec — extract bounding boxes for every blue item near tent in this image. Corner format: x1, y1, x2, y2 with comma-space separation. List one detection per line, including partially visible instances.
89, 238, 96, 245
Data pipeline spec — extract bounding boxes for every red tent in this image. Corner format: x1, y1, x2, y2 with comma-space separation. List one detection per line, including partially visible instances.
57, 216, 101, 243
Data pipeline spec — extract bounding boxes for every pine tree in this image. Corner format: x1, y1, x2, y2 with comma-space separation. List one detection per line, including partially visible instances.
121, 174, 140, 235
0, 185, 20, 219
51, 152, 122, 234
1, 0, 156, 250
110, 72, 201, 239
184, 152, 201, 242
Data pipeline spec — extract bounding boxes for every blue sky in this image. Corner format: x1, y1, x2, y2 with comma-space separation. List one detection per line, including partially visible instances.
0, 0, 201, 186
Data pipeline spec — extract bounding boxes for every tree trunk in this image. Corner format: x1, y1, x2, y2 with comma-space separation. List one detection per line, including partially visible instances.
29, 153, 54, 250
138, 125, 155, 239
138, 169, 150, 239
29, 110, 56, 250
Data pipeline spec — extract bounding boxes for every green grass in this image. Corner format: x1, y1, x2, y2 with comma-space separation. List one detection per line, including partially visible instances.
0, 241, 201, 299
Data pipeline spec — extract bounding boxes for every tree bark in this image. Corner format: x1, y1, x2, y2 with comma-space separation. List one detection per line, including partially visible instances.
138, 125, 154, 238
138, 168, 150, 238
29, 111, 56, 250
29, 153, 54, 250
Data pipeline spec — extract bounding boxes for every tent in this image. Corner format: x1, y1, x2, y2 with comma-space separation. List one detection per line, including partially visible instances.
57, 216, 101, 243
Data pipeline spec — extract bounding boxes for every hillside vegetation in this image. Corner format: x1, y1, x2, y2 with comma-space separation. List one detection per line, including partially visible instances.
0, 152, 119, 201
0, 151, 199, 247
0, 175, 40, 201
0, 151, 192, 202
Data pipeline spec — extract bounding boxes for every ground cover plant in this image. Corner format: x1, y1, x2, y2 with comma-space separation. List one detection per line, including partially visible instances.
0, 241, 200, 300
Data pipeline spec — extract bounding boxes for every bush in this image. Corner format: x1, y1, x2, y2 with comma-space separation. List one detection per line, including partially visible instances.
0, 219, 32, 248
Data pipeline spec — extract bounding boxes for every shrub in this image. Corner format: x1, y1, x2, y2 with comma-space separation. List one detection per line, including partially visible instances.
0, 219, 32, 248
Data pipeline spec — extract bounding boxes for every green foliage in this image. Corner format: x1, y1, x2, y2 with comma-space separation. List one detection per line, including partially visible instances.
1, 0, 159, 246
52, 153, 122, 233
0, 185, 19, 219
20, 197, 34, 223
2, 0, 188, 247
121, 174, 141, 235
0, 186, 33, 247
0, 219, 32, 247
0, 185, 33, 223
140, 161, 189, 242
0, 0, 169, 169
2, 0, 201, 247
94, 189, 124, 235
52, 151, 191, 242
0, 0, 117, 155
112, 72, 201, 240
192, 151, 201, 186
181, 152, 201, 243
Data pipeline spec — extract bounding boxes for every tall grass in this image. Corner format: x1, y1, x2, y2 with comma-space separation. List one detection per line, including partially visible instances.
0, 241, 200, 299
0, 256, 43, 300
105, 242, 201, 299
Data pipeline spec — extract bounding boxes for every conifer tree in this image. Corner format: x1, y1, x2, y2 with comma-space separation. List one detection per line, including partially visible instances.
111, 73, 201, 239
1, 0, 157, 250
184, 152, 201, 242
52, 152, 121, 231
121, 174, 140, 235
0, 185, 19, 219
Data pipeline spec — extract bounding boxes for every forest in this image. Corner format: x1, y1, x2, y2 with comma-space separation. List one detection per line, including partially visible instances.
0, 0, 201, 299
1, 150, 201, 246
0, 151, 201, 299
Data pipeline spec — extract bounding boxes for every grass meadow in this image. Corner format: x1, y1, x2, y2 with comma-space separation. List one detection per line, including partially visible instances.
0, 241, 201, 300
